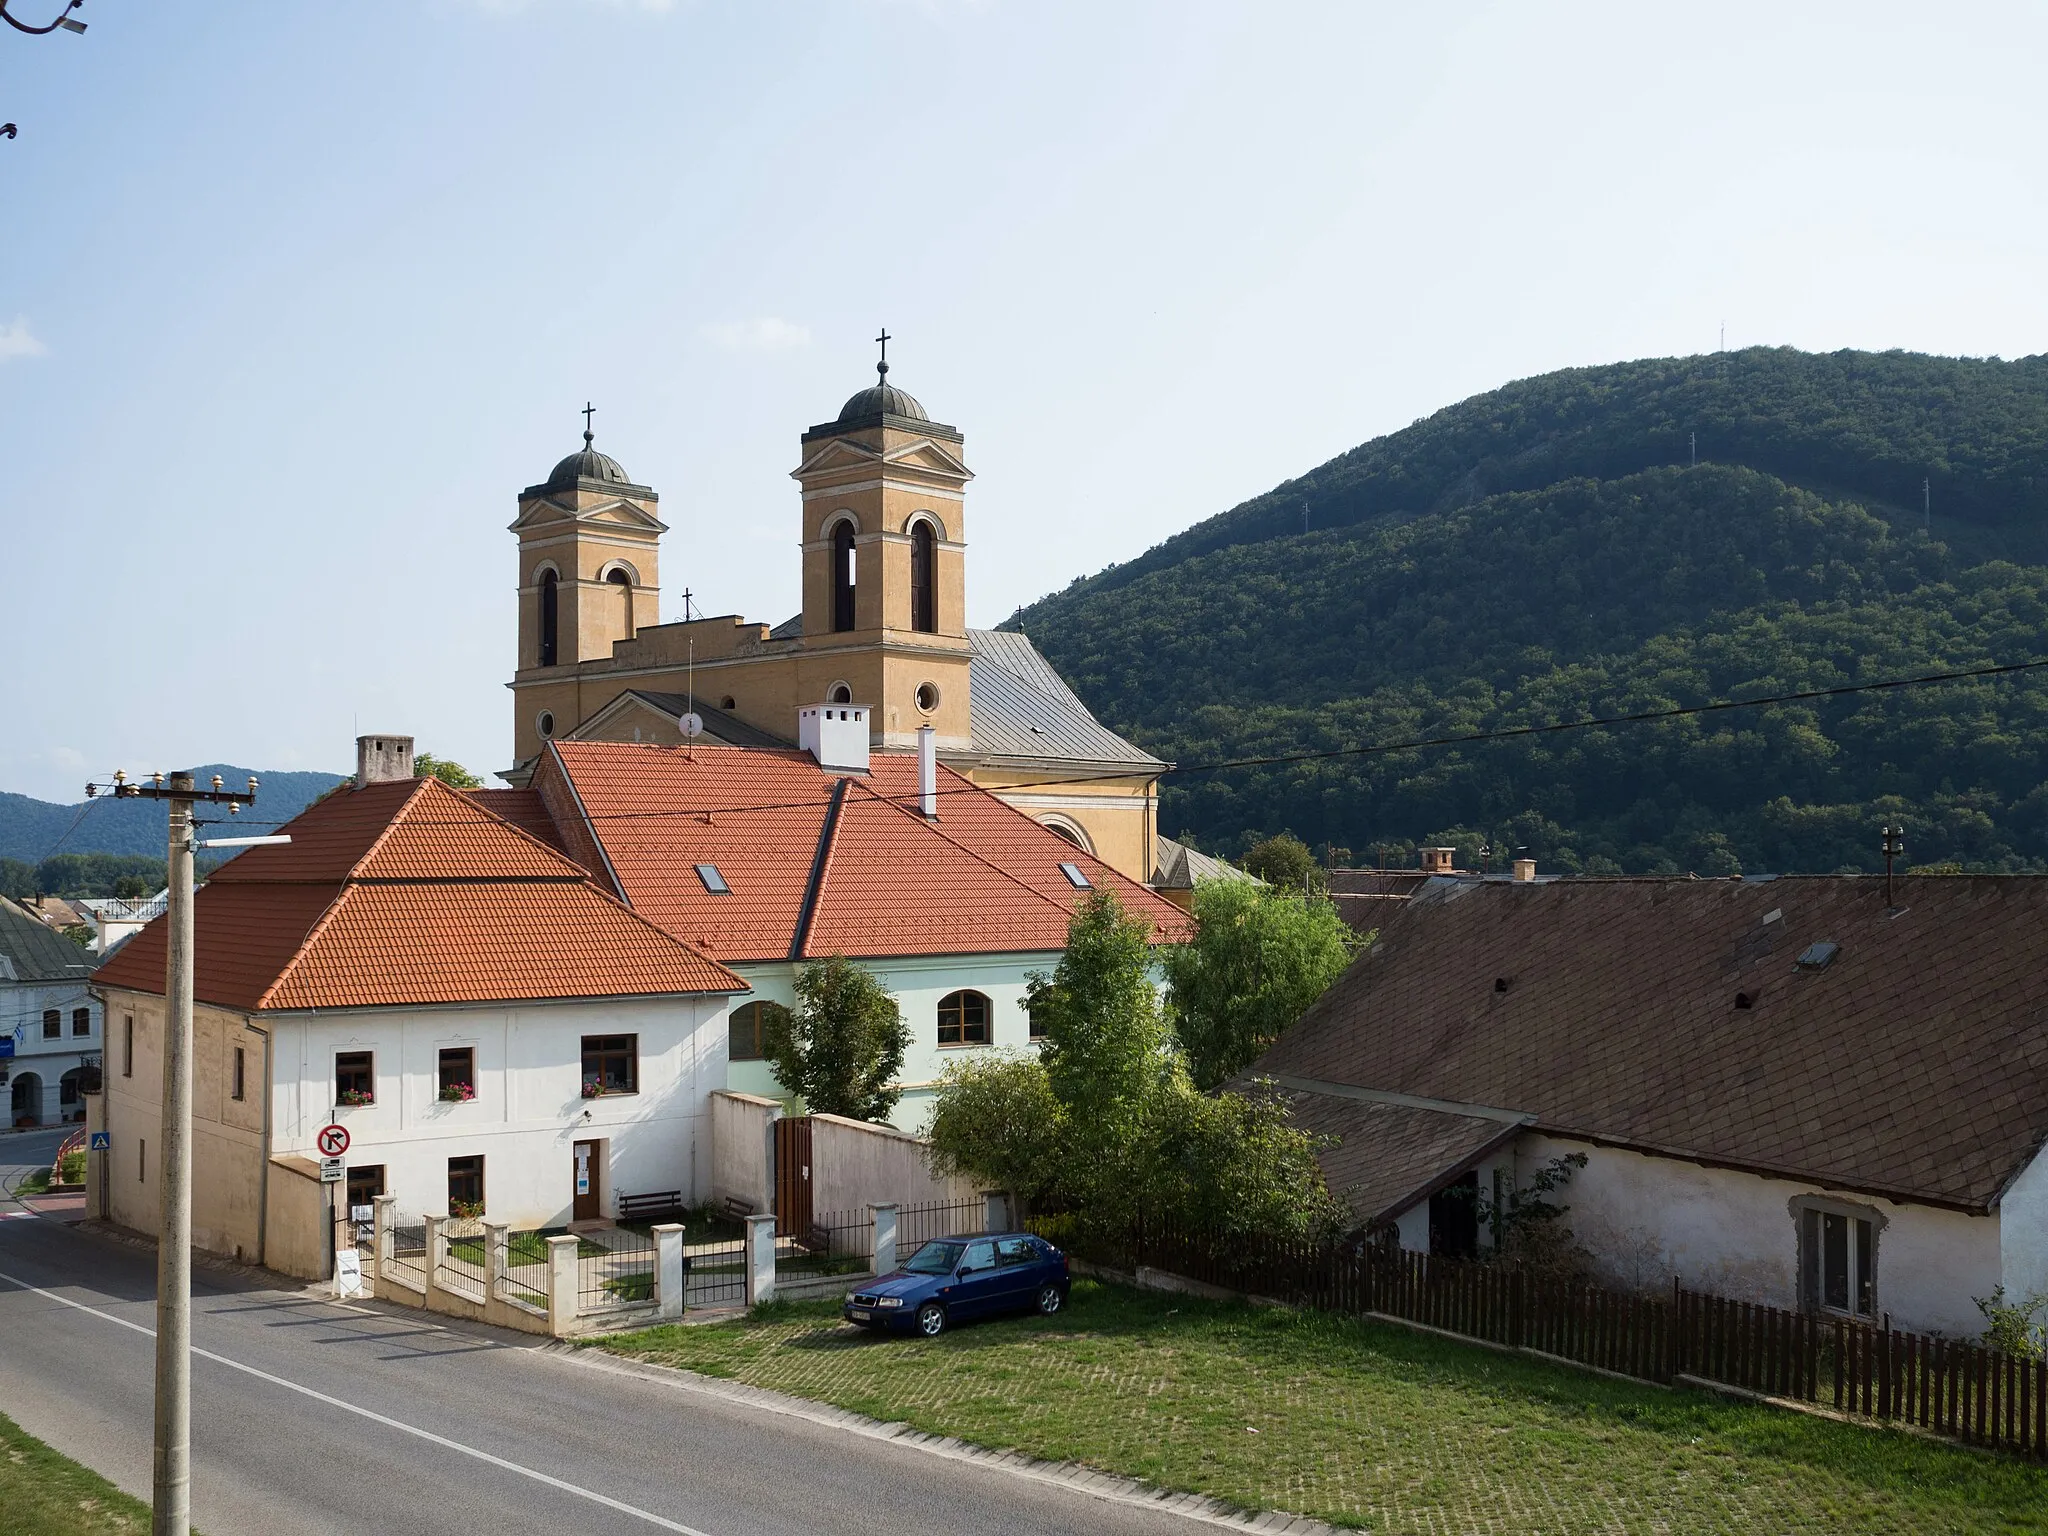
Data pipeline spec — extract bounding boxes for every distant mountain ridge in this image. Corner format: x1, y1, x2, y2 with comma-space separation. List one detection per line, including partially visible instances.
1007, 348, 2048, 876
0, 766, 345, 863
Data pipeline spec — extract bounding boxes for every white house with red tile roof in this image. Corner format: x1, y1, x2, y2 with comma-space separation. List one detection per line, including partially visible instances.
526, 735, 1189, 1132
93, 747, 747, 1277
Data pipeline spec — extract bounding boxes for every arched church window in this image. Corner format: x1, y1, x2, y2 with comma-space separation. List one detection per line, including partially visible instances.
827, 682, 853, 705
910, 519, 937, 633
606, 567, 633, 638
832, 521, 856, 632
538, 569, 559, 667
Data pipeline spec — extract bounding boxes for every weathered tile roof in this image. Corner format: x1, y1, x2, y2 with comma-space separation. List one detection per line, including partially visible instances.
0, 899, 97, 981
1251, 876, 2048, 1214
92, 777, 745, 1011
537, 741, 1189, 964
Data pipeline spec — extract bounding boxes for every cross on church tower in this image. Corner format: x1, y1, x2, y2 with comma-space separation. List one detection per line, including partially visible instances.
875, 329, 890, 381
582, 401, 596, 445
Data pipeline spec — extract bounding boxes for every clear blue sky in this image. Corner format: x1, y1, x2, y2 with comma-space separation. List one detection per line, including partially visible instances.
4, 1, 2045, 801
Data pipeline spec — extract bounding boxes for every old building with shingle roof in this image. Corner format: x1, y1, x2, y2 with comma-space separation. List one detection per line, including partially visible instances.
1249, 873, 2048, 1336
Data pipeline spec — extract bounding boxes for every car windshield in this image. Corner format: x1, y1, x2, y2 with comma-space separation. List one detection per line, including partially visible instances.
903, 1240, 965, 1275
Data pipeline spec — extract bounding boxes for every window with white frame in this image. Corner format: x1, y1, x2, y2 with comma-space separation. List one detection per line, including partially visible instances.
1794, 1197, 1881, 1318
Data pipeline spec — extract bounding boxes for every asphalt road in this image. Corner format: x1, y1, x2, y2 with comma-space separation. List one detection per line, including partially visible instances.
0, 1202, 1225, 1536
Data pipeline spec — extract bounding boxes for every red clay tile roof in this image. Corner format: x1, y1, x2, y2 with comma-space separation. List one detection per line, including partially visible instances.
1252, 876, 2048, 1214
93, 777, 745, 1010
537, 741, 1190, 963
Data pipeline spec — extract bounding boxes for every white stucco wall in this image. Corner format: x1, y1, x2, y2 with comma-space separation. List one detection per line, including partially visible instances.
268, 993, 732, 1230
725, 952, 1066, 1132
725, 951, 1170, 1134
1504, 1133, 2000, 1337
1998, 1141, 2048, 1306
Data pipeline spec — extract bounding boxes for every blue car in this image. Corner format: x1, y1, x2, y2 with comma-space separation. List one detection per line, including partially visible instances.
844, 1232, 1070, 1337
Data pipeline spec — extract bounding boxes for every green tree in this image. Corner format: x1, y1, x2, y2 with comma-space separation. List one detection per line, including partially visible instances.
1162, 879, 1362, 1090
1240, 834, 1323, 892
1028, 891, 1173, 1146
763, 956, 910, 1123
923, 1054, 1065, 1207
1145, 1079, 1343, 1242
415, 753, 484, 789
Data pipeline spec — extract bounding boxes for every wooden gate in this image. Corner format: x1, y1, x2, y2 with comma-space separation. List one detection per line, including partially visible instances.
773, 1115, 813, 1238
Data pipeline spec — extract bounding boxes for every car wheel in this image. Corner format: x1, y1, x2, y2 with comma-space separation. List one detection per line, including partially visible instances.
1035, 1284, 1064, 1316
916, 1301, 947, 1337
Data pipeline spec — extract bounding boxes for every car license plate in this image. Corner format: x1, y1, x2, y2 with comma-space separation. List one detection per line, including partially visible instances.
849, 1307, 871, 1320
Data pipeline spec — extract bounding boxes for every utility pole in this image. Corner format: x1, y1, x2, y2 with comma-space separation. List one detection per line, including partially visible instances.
87, 769, 258, 1536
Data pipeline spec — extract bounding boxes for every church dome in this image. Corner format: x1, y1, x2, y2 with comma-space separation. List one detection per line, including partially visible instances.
542, 438, 633, 493
836, 380, 928, 423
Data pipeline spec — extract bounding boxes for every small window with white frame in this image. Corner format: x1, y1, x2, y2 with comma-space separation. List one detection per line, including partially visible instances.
1793, 1196, 1882, 1318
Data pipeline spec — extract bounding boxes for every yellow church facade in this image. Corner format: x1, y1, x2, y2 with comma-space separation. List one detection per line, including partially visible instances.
502, 363, 1169, 885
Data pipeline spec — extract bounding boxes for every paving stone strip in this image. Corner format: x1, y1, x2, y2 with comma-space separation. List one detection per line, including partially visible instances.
558, 1344, 1340, 1535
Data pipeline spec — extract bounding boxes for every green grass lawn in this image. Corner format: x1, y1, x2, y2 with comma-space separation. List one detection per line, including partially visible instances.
444, 1230, 607, 1267
0, 1409, 165, 1535
595, 1280, 2048, 1534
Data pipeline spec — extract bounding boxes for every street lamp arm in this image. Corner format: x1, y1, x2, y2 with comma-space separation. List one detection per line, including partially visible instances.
0, 1, 85, 35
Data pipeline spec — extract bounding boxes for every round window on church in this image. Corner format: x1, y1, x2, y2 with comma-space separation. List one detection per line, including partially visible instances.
915, 682, 940, 715
537, 711, 555, 739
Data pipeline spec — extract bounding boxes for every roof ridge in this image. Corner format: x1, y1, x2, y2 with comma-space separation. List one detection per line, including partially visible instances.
340, 776, 436, 881
790, 778, 850, 961
843, 772, 1109, 928
251, 880, 360, 1011
440, 776, 601, 880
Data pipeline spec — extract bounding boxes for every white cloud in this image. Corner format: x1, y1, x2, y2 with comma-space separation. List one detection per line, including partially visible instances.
0, 317, 46, 362
701, 317, 811, 354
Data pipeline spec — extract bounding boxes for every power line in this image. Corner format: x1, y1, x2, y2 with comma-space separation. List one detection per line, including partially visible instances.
155, 654, 2048, 834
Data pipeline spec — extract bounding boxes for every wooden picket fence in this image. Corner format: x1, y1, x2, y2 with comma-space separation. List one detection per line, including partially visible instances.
1076, 1217, 2048, 1459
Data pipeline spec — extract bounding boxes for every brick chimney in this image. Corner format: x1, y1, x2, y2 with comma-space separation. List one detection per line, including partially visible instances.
1512, 858, 1537, 882
356, 734, 416, 786
1420, 847, 1457, 875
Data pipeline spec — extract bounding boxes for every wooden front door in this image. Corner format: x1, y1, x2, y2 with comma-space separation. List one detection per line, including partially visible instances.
774, 1115, 812, 1238
572, 1140, 601, 1222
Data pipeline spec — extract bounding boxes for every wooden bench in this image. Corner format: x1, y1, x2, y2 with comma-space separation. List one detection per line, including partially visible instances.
722, 1194, 757, 1220
617, 1190, 685, 1224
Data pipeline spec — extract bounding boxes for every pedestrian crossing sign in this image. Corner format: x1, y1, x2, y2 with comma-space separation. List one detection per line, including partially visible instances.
90, 1131, 110, 1151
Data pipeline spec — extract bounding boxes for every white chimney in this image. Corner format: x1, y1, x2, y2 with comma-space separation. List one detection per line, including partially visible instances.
798, 703, 870, 774
918, 724, 937, 818
356, 734, 416, 787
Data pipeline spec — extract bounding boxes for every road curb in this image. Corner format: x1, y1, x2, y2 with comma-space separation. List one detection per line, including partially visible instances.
554, 1343, 1339, 1535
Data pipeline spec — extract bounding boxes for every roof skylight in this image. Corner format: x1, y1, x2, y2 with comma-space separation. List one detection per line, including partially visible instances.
695, 863, 731, 895
1059, 862, 1091, 889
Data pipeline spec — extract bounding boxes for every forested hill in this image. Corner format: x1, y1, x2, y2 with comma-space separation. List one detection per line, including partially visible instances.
0, 766, 343, 865
1006, 349, 2048, 876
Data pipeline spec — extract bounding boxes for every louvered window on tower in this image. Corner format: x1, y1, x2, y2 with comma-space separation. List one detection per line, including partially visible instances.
1059, 862, 1092, 889
696, 863, 730, 894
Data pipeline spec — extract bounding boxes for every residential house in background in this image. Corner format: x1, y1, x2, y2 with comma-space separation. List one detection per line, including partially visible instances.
76, 891, 168, 954
0, 897, 100, 1126
1248, 875, 2048, 1337
91, 738, 747, 1277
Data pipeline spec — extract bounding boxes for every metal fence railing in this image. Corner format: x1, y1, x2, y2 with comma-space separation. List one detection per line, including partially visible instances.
685, 1236, 747, 1306
897, 1197, 986, 1252
437, 1217, 488, 1302
578, 1226, 657, 1311
385, 1218, 428, 1290
496, 1229, 553, 1310
775, 1208, 873, 1284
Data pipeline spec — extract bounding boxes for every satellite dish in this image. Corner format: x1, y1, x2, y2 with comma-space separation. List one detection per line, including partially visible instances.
678, 712, 704, 740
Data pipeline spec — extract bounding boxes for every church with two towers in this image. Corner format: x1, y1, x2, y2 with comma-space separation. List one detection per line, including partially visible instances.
503, 351, 1168, 884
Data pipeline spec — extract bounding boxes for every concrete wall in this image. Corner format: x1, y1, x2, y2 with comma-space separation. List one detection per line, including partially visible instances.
807, 1112, 975, 1218
709, 1090, 779, 1214
100, 992, 268, 1265
264, 1156, 331, 1280
267, 993, 730, 1230
1999, 1141, 2048, 1305
1507, 1133, 1999, 1337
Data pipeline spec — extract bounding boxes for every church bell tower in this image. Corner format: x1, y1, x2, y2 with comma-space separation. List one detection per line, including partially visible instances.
507, 408, 665, 762
792, 338, 975, 749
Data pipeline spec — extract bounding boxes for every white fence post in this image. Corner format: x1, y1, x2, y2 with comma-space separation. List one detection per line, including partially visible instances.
869, 1202, 898, 1277
981, 1189, 1011, 1233
424, 1214, 445, 1292
372, 1194, 395, 1289
744, 1213, 777, 1307
482, 1221, 508, 1302
546, 1234, 581, 1337
653, 1223, 686, 1320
